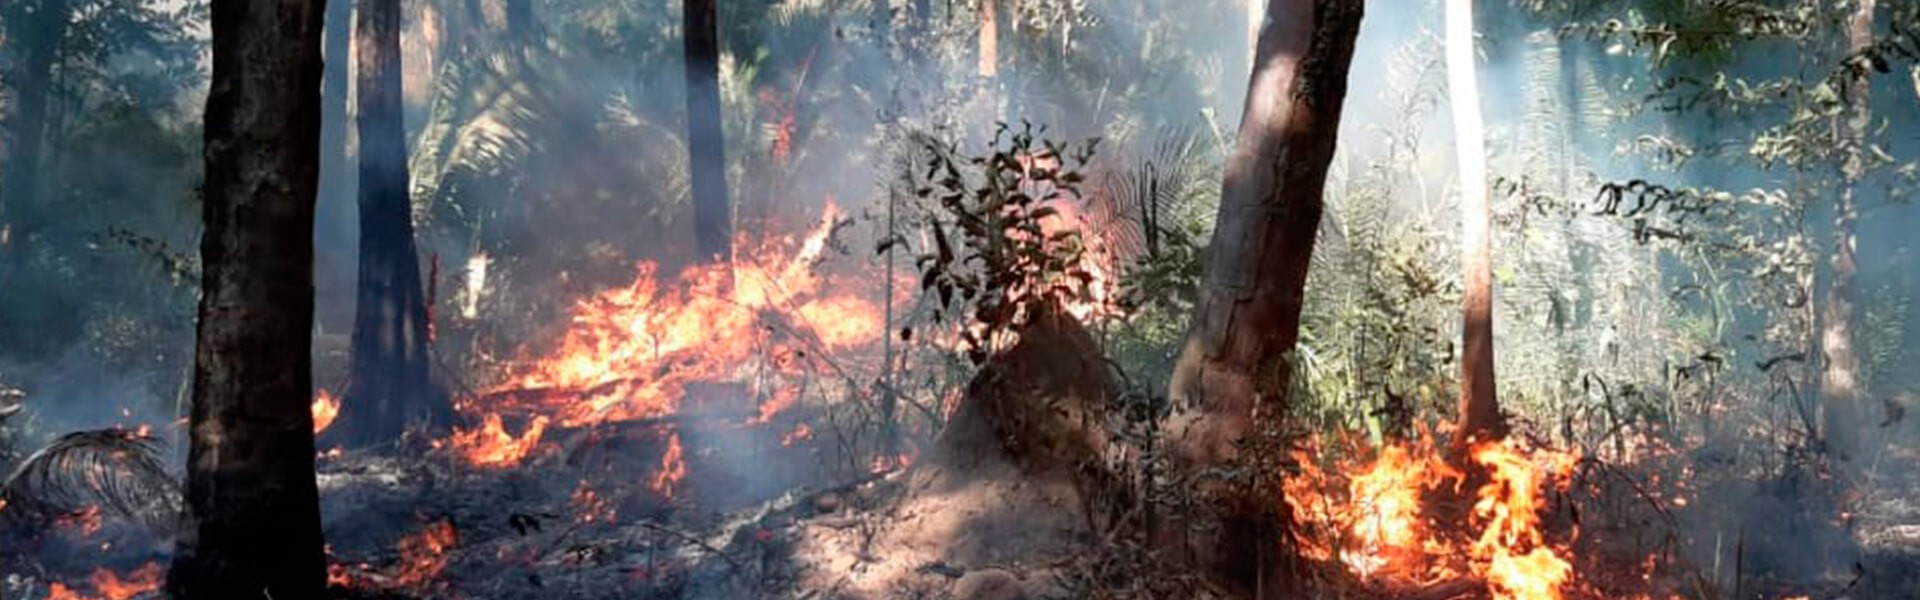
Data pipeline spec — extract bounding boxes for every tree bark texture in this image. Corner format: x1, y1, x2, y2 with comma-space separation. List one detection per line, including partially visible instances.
684, 0, 732, 264
1164, 1, 1363, 596
167, 0, 330, 597
1820, 0, 1873, 469
340, 0, 451, 447
1446, 0, 1505, 450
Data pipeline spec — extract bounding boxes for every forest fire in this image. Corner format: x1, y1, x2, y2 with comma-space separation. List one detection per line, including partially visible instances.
1286, 433, 1581, 600
392, 520, 459, 587
443, 413, 550, 467
437, 202, 885, 471
649, 432, 687, 496
45, 562, 163, 600
311, 388, 339, 434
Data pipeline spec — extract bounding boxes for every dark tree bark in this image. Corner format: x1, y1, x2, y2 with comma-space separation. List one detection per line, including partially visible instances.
1163, 1, 1363, 597
167, 0, 330, 597
338, 0, 451, 447
684, 0, 731, 263
1820, 0, 1873, 470
1447, 0, 1505, 450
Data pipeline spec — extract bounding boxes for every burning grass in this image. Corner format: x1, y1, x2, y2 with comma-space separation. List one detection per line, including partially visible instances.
1285, 431, 1584, 600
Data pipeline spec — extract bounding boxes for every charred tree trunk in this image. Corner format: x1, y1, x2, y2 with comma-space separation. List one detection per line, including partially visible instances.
338, 0, 451, 447
167, 0, 330, 597
1164, 1, 1363, 596
1447, 0, 1505, 450
684, 0, 731, 264
1820, 0, 1873, 470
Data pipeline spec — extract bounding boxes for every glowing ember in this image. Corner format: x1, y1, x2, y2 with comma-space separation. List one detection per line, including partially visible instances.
56, 505, 104, 537
311, 388, 340, 434
46, 562, 163, 600
571, 479, 618, 523
650, 432, 687, 497
392, 520, 459, 588
445, 414, 549, 468
780, 422, 813, 447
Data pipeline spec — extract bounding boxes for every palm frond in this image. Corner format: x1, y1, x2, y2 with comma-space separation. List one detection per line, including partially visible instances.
0, 428, 179, 534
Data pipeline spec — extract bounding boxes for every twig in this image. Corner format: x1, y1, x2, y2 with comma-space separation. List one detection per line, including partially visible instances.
637, 520, 746, 575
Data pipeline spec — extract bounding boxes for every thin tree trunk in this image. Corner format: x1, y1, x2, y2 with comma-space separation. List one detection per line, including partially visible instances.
684, 0, 731, 264
0, 0, 70, 271
1821, 0, 1874, 469
320, 0, 352, 213
339, 0, 450, 447
168, 1, 330, 597
1164, 1, 1363, 596
1447, 0, 1504, 450
978, 0, 998, 78
315, 0, 354, 331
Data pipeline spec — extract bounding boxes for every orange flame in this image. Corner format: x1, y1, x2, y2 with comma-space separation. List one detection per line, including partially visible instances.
1283, 432, 1460, 576
312, 388, 340, 434
445, 414, 549, 468
482, 203, 880, 428
1470, 439, 1578, 600
780, 422, 813, 447
650, 432, 687, 497
1284, 433, 1580, 599
46, 562, 162, 600
392, 520, 459, 588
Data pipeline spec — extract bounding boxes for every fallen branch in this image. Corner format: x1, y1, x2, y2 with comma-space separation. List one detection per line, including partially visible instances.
638, 520, 747, 575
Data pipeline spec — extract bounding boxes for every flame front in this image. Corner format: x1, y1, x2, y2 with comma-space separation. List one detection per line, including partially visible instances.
1285, 433, 1579, 599
489, 203, 879, 428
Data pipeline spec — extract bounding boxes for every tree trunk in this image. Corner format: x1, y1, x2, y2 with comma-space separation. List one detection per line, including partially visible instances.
315, 0, 354, 329
684, 0, 731, 264
338, 0, 451, 447
1164, 1, 1363, 596
0, 0, 70, 271
978, 0, 999, 78
1447, 0, 1504, 451
167, 0, 330, 597
1820, 0, 1873, 470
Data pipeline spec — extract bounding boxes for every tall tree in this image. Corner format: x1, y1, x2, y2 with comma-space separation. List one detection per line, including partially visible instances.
317, 0, 353, 232
1820, 0, 1874, 470
336, 0, 451, 446
1165, 0, 1363, 596
979, 0, 999, 78
0, 0, 71, 271
684, 0, 731, 263
167, 0, 330, 597
1447, 0, 1504, 449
